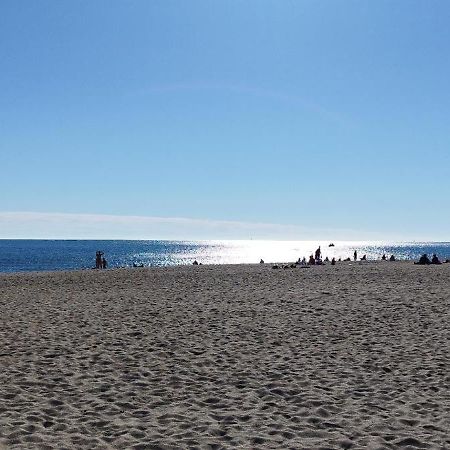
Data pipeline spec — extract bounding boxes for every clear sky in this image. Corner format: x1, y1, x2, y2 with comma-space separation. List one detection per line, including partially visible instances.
1, 1, 449, 240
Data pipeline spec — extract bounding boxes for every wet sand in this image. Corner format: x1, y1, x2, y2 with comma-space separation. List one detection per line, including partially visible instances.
1, 262, 449, 449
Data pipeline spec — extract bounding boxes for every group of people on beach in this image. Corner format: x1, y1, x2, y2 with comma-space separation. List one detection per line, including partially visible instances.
95, 251, 107, 269
307, 248, 402, 265
293, 247, 447, 267
305, 246, 357, 266
277, 246, 403, 268
415, 253, 446, 265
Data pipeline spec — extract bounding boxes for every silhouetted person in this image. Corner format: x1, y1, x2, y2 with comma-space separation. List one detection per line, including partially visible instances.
361, 254, 367, 261
95, 251, 103, 269
315, 246, 321, 260
102, 257, 107, 269
324, 256, 329, 262
354, 250, 357, 261
381, 254, 387, 260
415, 254, 431, 265
389, 255, 396, 261
260, 259, 264, 264
331, 257, 336, 265
297, 257, 307, 265
431, 254, 441, 265
193, 260, 199, 265
308, 255, 315, 265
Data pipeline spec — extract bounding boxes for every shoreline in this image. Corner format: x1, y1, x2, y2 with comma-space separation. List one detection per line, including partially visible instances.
0, 258, 448, 277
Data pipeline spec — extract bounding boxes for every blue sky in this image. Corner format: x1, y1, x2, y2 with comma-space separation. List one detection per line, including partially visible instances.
1, 1, 449, 239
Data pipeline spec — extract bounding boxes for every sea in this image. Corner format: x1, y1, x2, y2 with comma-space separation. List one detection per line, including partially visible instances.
0, 240, 449, 273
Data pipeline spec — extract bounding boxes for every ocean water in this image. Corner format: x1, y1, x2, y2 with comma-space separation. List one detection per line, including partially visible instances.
0, 240, 449, 273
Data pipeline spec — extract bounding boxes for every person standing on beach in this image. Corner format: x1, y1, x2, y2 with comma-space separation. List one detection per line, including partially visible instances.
95, 251, 104, 269
354, 250, 357, 261
95, 251, 101, 269
315, 246, 321, 260
102, 257, 107, 269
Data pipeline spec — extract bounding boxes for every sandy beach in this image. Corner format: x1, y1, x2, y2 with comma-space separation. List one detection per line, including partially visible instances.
1, 262, 449, 449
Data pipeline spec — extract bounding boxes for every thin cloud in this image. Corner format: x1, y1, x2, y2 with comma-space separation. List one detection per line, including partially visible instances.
0, 211, 380, 240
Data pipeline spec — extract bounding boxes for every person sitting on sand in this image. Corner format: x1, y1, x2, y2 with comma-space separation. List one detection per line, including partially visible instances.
381, 254, 387, 260
415, 254, 431, 265
324, 256, 329, 262
193, 260, 199, 265
331, 257, 336, 265
389, 255, 396, 261
431, 254, 442, 265
260, 259, 264, 264
308, 255, 315, 265
360, 254, 367, 261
